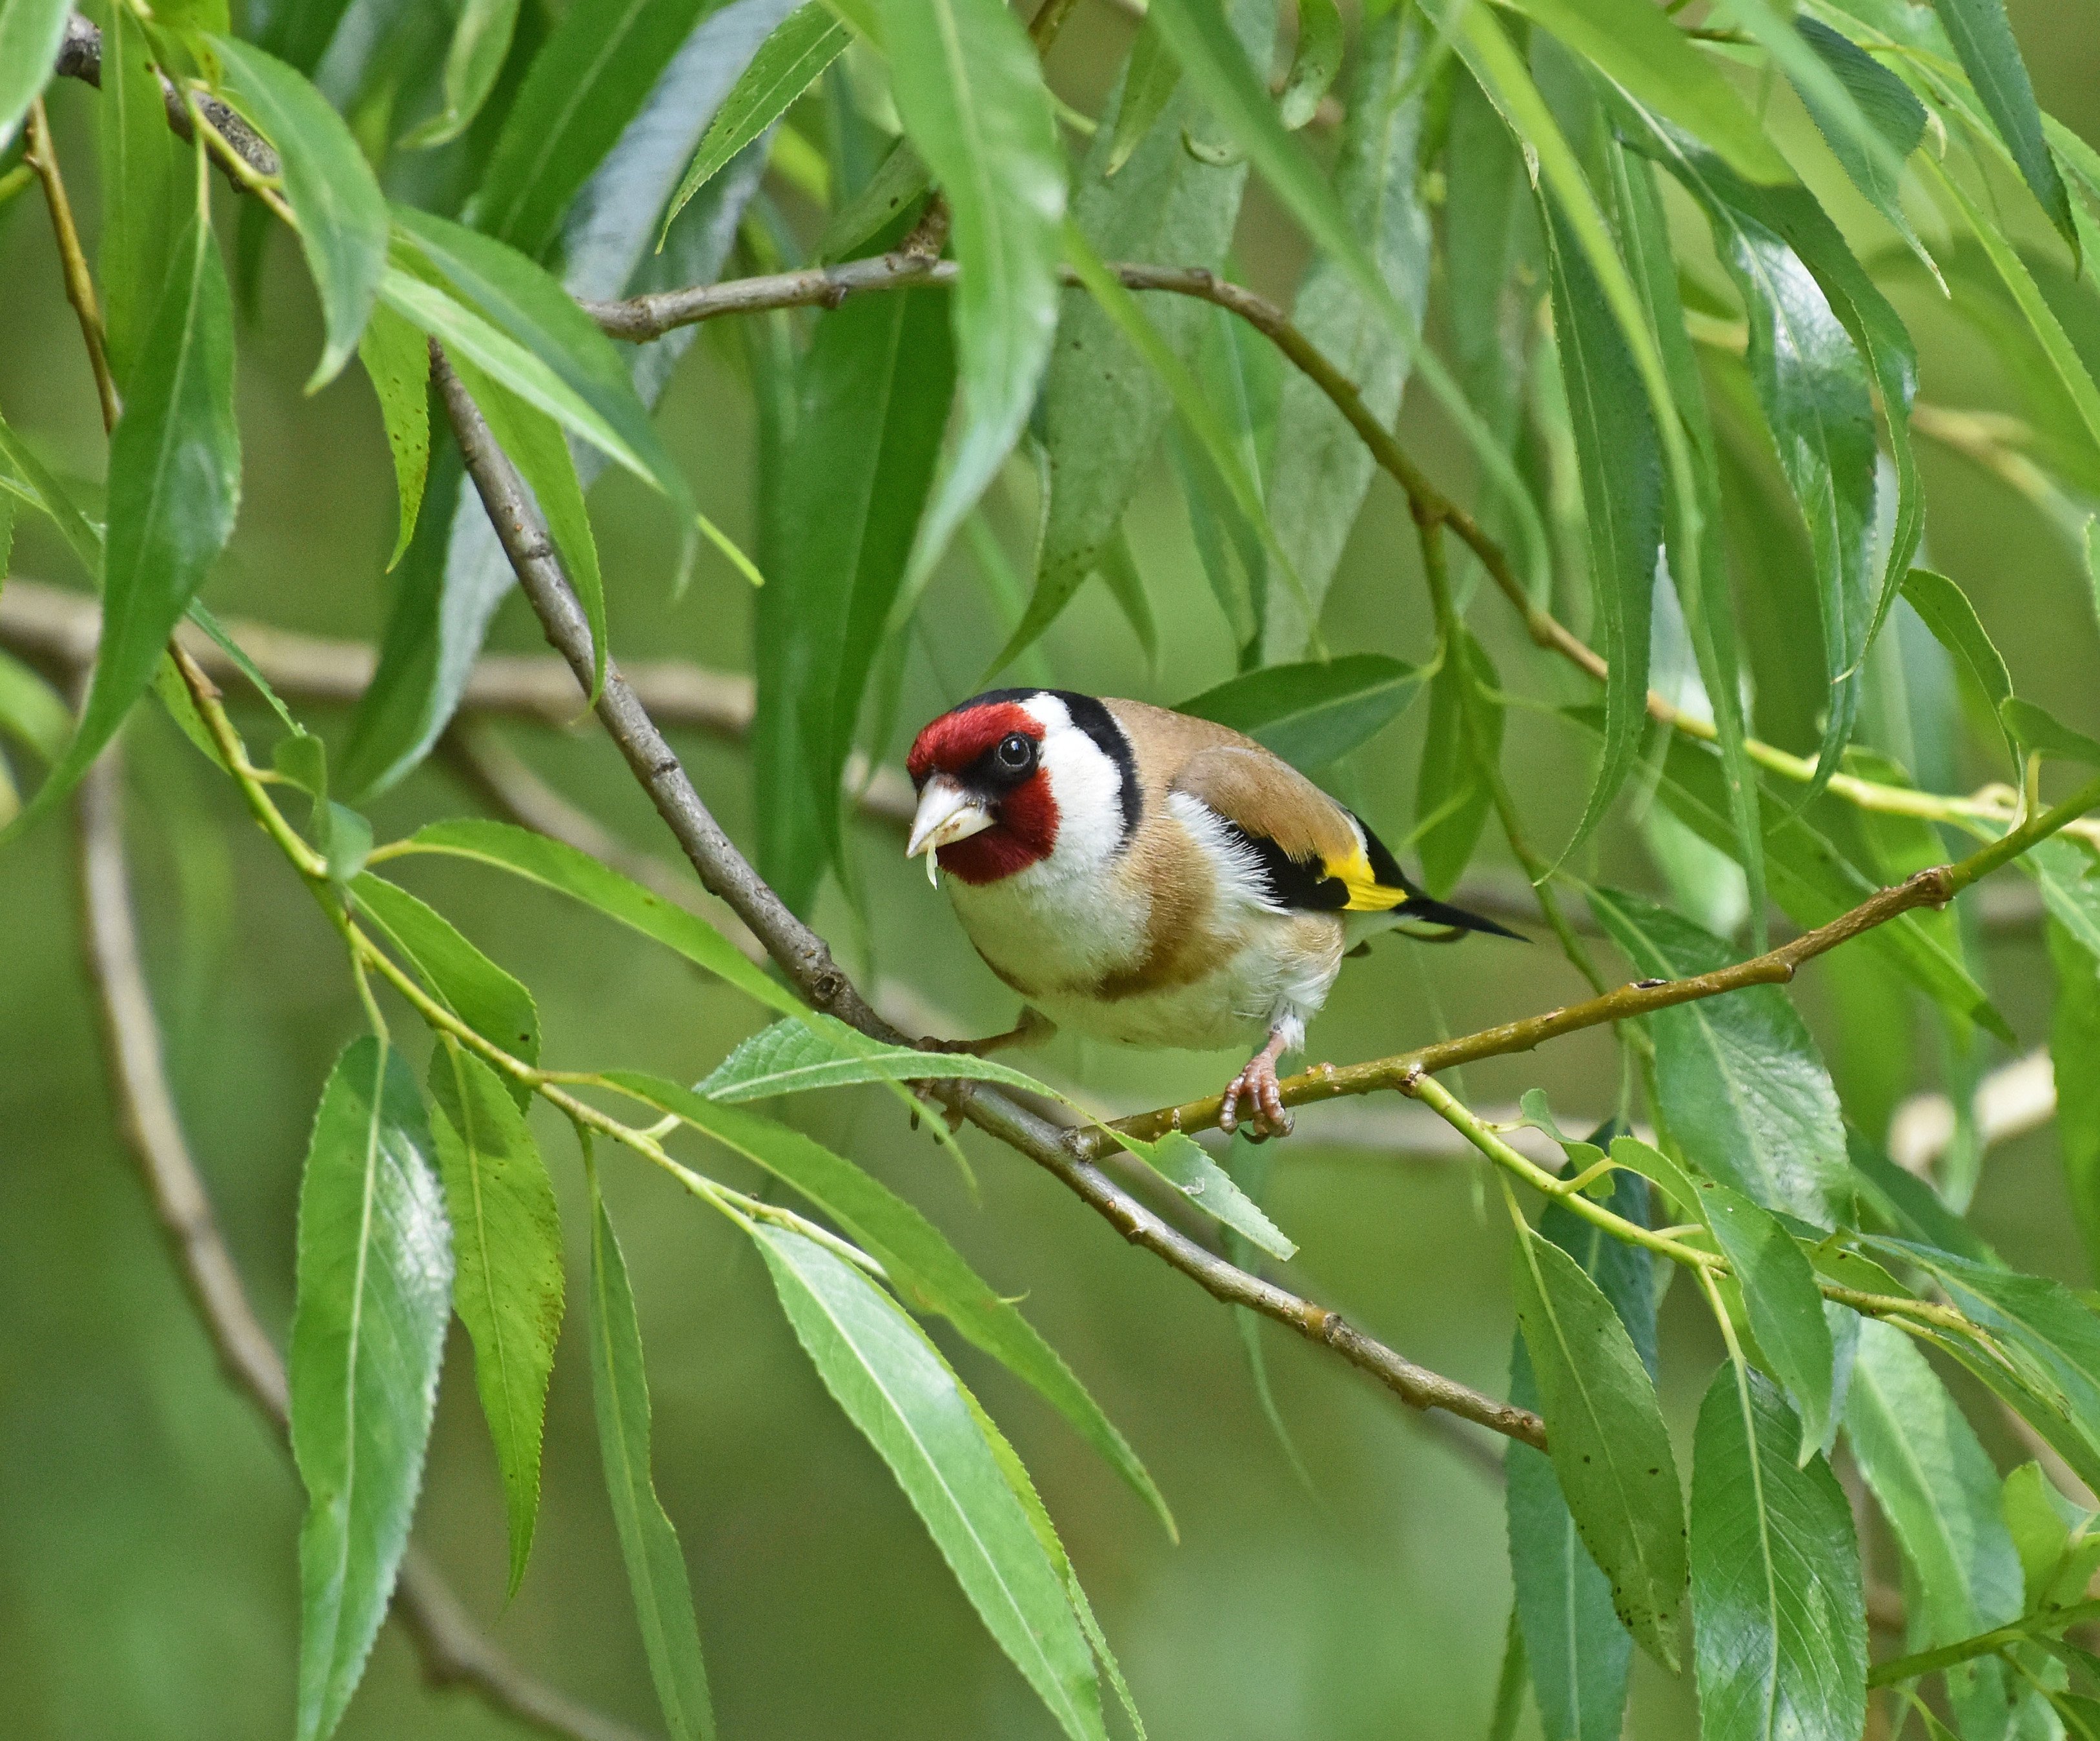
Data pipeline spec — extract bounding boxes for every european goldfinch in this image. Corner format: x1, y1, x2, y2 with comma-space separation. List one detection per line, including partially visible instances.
905, 687, 1520, 1138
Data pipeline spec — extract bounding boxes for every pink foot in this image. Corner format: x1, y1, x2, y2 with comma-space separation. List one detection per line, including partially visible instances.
1218, 1044, 1293, 1141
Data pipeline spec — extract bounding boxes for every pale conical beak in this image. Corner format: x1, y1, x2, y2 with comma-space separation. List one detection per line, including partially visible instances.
907, 777, 994, 882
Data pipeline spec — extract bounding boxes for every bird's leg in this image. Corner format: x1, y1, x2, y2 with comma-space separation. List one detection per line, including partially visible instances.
921, 1006, 1057, 1057
1218, 1030, 1294, 1141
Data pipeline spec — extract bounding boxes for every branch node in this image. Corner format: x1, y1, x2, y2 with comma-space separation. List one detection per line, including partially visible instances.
1633, 977, 1668, 990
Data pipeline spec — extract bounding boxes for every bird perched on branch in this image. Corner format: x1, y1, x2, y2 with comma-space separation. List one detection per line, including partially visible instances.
905, 687, 1520, 1139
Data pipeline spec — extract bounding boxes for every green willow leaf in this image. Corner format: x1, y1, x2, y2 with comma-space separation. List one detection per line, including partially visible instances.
355, 302, 431, 570
1416, 630, 1501, 897
2003, 1459, 2100, 1614
471, 0, 713, 258
660, 3, 848, 242
1276, 0, 1341, 132
349, 871, 540, 1101
1846, 1319, 2024, 1733
2052, 920, 2100, 1283
757, 284, 953, 913
6, 145, 240, 842
0, 0, 69, 152
1023, 0, 1263, 657
1177, 654, 1421, 771
400, 0, 524, 148
390, 207, 692, 514
1504, 0, 1789, 185
1689, 1366, 1866, 1741
0, 647, 72, 764
1113, 1128, 1296, 1261
1928, 0, 2074, 247
1697, 1180, 1835, 1460
1262, 6, 1431, 660
1511, 1226, 1686, 1671
427, 1044, 562, 1596
1589, 889, 1848, 1224
289, 1037, 453, 1741
1791, 17, 1935, 273
599, 1067, 1174, 1536
882, 0, 1065, 597
445, 351, 607, 702
1542, 201, 1659, 862
694, 1013, 1066, 1103
212, 36, 390, 389
815, 136, 931, 261
1901, 565, 2017, 766
95, 0, 181, 390
754, 1225, 1108, 1741
1508, 1172, 1654, 1741
2005, 698, 2100, 765
587, 1179, 715, 1741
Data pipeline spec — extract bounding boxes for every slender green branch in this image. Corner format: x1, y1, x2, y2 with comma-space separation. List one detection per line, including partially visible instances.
24, 96, 120, 433
1869, 1599, 2100, 1688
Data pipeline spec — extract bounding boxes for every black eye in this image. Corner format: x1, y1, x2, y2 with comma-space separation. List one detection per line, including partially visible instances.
995, 733, 1036, 773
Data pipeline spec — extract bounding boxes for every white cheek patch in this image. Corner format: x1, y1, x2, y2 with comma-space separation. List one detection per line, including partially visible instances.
1023, 695, 1127, 872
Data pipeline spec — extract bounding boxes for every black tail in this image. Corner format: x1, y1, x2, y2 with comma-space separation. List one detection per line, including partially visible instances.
1398, 890, 1527, 942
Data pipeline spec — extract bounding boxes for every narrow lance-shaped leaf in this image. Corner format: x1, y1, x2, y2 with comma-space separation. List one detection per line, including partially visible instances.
289, 1037, 453, 1741
1510, 1223, 1687, 1671
1928, 0, 2075, 247
882, 0, 1066, 598
1791, 17, 1937, 277
427, 1044, 563, 1596
1689, 1366, 1866, 1741
1103, 19, 1180, 176
1416, 630, 1502, 897
1901, 566, 2019, 769
1177, 654, 1421, 772
587, 1177, 715, 1741
356, 303, 431, 570
1695, 1180, 1835, 1460
5, 139, 241, 842
754, 1225, 1108, 1741
400, 0, 524, 148
212, 36, 390, 389
0, 0, 69, 151
96, 0, 181, 390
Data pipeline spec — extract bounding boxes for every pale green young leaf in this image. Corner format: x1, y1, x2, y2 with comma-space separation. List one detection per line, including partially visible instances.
445, 352, 607, 704
95, 0, 181, 390
2003, 1460, 2100, 1614
1510, 1225, 1686, 1671
0, 0, 70, 151
212, 37, 391, 389
0, 649, 71, 764
400, 0, 523, 148
753, 1225, 1107, 1741
587, 1180, 715, 1741
1114, 1128, 1296, 1261
2004, 698, 2100, 765
882, 0, 1066, 598
1276, 0, 1341, 132
1104, 20, 1180, 176
660, 4, 849, 243
1689, 1367, 1866, 1741
1901, 565, 2018, 768
356, 303, 431, 571
1177, 654, 1421, 772
289, 1037, 453, 1741
427, 1044, 562, 1597
693, 1013, 1065, 1105
1696, 1181, 1835, 1461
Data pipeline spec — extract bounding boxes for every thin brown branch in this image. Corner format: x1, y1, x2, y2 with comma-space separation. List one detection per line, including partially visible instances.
1103, 779, 2100, 1149
24, 95, 120, 432
72, 744, 655, 1741
53, 14, 280, 182
428, 339, 1545, 1453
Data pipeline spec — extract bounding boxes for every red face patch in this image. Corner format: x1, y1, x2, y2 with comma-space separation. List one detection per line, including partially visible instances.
907, 700, 1059, 884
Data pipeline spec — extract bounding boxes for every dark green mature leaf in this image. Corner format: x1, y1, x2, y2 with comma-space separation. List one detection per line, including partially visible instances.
605, 1067, 1175, 1534
391, 207, 690, 513
0, 0, 68, 150
1791, 17, 1933, 269
757, 287, 952, 913
1508, 1172, 1654, 1741
1177, 655, 1420, 772
387, 819, 806, 1021
1689, 1367, 1866, 1741
587, 1179, 715, 1741
349, 872, 540, 1100
212, 37, 390, 389
289, 1037, 453, 1741
446, 352, 607, 702
471, 0, 712, 258
1928, 0, 2074, 247
1416, 631, 1502, 897
1511, 1225, 1686, 1671
1505, 0, 1788, 185
1846, 1319, 2024, 1732
94, 0, 181, 390
6, 147, 240, 842
400, 0, 523, 148
356, 303, 431, 570
1542, 203, 1658, 861
1262, 6, 1431, 660
2053, 921, 2100, 1284
660, 3, 847, 241
1698, 1181, 1835, 1460
1589, 890, 1849, 1224
427, 1044, 562, 1596
882, 0, 1065, 597
755, 1225, 1108, 1741
1025, 0, 1264, 655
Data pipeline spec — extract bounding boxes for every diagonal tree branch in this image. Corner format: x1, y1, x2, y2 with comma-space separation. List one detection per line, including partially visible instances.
52, 14, 280, 181
427, 338, 1548, 1453
72, 743, 655, 1741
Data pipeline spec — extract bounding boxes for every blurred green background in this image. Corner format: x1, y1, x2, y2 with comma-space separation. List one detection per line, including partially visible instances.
5, 2, 2100, 1735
